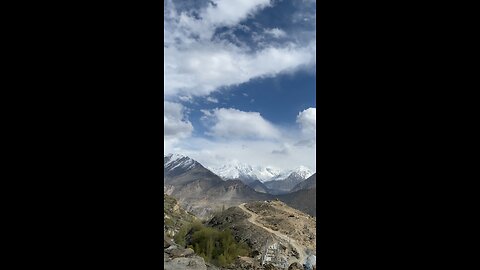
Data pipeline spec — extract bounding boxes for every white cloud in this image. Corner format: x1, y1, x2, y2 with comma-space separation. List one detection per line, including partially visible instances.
166, 137, 316, 171
206, 97, 219, 103
164, 107, 317, 170
264, 28, 287, 38
201, 108, 280, 139
203, 0, 272, 31
164, 42, 315, 97
164, 0, 316, 98
163, 1, 317, 170
296, 107, 316, 137
164, 101, 193, 139
165, 0, 271, 43
178, 95, 193, 102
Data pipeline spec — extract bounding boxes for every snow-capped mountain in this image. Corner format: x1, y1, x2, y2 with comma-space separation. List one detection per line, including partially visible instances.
208, 161, 313, 184
264, 168, 314, 195
209, 161, 259, 183
255, 166, 282, 182
208, 161, 282, 183
164, 153, 200, 176
269, 165, 314, 181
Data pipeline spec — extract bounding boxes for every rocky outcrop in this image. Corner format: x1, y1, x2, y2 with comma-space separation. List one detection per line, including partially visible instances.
164, 255, 207, 270
164, 194, 196, 237
164, 234, 207, 270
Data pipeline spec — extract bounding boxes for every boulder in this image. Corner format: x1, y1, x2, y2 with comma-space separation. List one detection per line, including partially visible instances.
166, 247, 195, 258
164, 256, 207, 270
303, 255, 316, 270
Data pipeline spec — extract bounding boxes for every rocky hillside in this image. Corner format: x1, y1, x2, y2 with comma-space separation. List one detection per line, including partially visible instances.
246, 180, 270, 194
264, 172, 307, 195
207, 201, 316, 269
164, 155, 273, 219
164, 234, 208, 270
277, 188, 316, 217
164, 193, 197, 237
290, 174, 316, 193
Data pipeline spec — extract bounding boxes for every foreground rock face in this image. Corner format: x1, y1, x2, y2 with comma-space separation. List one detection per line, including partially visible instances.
164, 194, 197, 237
164, 255, 207, 270
164, 235, 207, 270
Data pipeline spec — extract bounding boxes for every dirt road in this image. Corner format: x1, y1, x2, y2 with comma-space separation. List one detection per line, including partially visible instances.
238, 203, 307, 265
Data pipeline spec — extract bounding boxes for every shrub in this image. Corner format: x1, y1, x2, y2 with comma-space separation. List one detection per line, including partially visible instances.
173, 221, 250, 267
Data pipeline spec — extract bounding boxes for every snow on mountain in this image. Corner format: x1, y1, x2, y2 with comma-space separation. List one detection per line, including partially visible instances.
164, 153, 314, 184
164, 153, 198, 172
268, 165, 314, 181
208, 161, 260, 183
254, 166, 282, 182
209, 160, 312, 183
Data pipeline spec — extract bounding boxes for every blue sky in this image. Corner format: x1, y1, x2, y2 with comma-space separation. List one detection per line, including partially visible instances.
164, 0, 316, 170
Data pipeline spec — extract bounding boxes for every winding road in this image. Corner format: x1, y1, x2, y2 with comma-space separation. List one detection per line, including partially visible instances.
238, 203, 307, 265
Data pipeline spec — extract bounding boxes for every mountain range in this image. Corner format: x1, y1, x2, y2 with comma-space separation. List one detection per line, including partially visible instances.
208, 161, 313, 184
164, 153, 317, 217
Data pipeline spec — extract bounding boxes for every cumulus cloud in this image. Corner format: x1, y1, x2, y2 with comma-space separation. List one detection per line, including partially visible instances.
164, 106, 317, 170
165, 137, 316, 171
201, 108, 280, 139
164, 101, 193, 139
297, 107, 316, 137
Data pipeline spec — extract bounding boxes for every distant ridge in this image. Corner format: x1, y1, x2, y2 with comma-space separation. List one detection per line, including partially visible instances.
290, 173, 316, 192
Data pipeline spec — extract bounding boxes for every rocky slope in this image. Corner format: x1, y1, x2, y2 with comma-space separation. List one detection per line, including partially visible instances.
245, 180, 270, 194
264, 172, 308, 195
164, 155, 273, 219
207, 201, 316, 269
164, 234, 208, 270
290, 174, 316, 193
277, 188, 316, 217
164, 193, 197, 237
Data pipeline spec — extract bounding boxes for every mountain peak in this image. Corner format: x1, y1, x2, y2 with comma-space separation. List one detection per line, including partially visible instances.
291, 166, 314, 179
164, 153, 198, 172
208, 161, 259, 182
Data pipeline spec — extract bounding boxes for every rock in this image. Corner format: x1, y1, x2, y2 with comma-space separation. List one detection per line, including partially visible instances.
184, 248, 195, 256
288, 262, 304, 270
205, 262, 221, 270
303, 255, 316, 270
164, 256, 207, 270
166, 247, 195, 258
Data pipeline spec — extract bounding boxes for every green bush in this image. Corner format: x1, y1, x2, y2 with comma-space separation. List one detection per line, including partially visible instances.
173, 221, 250, 267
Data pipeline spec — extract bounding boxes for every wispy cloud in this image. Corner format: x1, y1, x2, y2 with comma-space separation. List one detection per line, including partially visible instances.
164, 0, 316, 98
